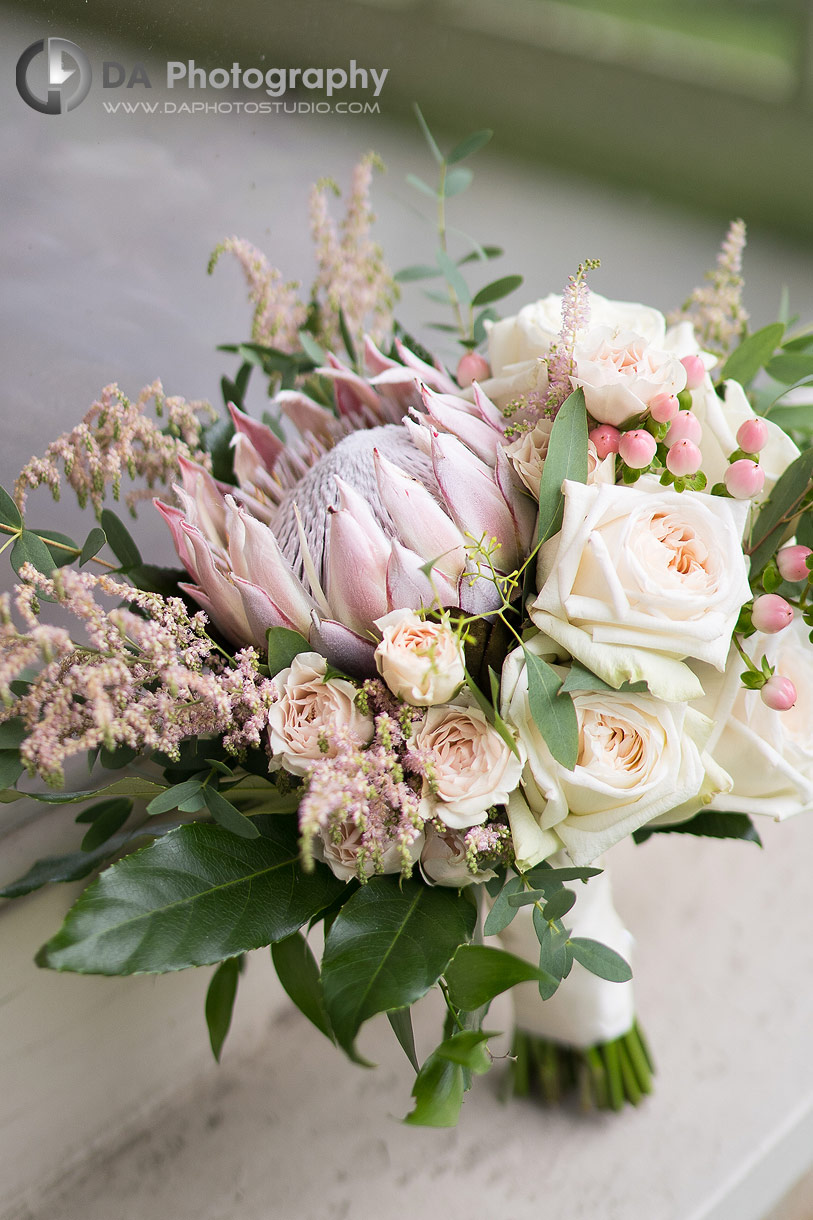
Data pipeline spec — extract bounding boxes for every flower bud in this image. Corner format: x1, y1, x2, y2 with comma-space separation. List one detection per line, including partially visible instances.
665, 438, 702, 477
777, 544, 813, 583
724, 459, 765, 499
649, 393, 680, 424
664, 410, 702, 448
588, 424, 621, 459
751, 594, 793, 634
617, 429, 657, 470
761, 674, 797, 711
736, 417, 769, 455
680, 354, 706, 390
456, 352, 490, 388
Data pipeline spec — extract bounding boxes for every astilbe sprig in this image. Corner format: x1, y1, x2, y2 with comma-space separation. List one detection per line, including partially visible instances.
298, 678, 428, 880
14, 380, 214, 517
207, 237, 308, 353
669, 218, 749, 360
0, 565, 276, 786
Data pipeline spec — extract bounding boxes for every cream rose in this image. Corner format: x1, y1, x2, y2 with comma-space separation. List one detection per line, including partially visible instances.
572, 327, 686, 426
501, 637, 731, 865
531, 478, 751, 695
313, 819, 424, 882
690, 615, 813, 820
504, 423, 613, 500
415, 696, 524, 829
420, 824, 497, 887
268, 651, 373, 775
691, 377, 799, 492
373, 609, 465, 706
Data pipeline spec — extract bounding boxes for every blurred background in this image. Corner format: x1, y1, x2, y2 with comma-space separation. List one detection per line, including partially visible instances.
3, 3, 813, 1218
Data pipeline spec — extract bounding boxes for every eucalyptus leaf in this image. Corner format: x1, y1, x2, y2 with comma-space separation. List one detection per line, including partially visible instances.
0, 717, 26, 748
0, 750, 24, 789
765, 352, 813, 385
413, 103, 443, 163
297, 330, 326, 365
542, 888, 576, 921
482, 874, 524, 936
536, 387, 589, 545
205, 955, 242, 1062
406, 172, 437, 200
99, 509, 142, 570
458, 245, 503, 266
146, 777, 204, 816
747, 446, 813, 573
0, 484, 22, 530
443, 167, 473, 198
36, 529, 79, 569
533, 911, 570, 986
471, 275, 523, 308
569, 937, 632, 983
446, 128, 492, 165
394, 264, 441, 283
79, 527, 107, 567
36, 818, 345, 974
436, 250, 472, 306
202, 786, 260, 839
78, 798, 133, 852
266, 627, 310, 676
321, 877, 475, 1058
272, 931, 333, 1040
11, 530, 56, 578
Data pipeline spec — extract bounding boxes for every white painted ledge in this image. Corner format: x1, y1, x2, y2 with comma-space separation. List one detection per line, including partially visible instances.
4, 816, 813, 1220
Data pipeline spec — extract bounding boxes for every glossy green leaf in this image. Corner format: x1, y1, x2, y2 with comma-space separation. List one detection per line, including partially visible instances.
569, 937, 632, 983
31, 777, 166, 804
0, 485, 22, 530
272, 931, 333, 1040
446, 128, 492, 165
77, 798, 133, 851
720, 322, 784, 386
205, 955, 242, 1062
36, 818, 344, 974
536, 387, 589, 545
404, 1055, 464, 1127
11, 529, 56, 578
1, 841, 123, 899
99, 509, 142, 570
482, 874, 524, 936
202, 786, 260, 839
387, 1007, 419, 1072
444, 944, 546, 1010
266, 627, 310, 676
321, 877, 476, 1058
523, 647, 579, 770
79, 527, 107, 567
471, 275, 523, 308
747, 446, 813, 573
434, 1029, 493, 1073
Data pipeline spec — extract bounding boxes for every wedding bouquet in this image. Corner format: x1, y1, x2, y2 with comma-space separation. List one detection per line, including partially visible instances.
3, 113, 813, 1126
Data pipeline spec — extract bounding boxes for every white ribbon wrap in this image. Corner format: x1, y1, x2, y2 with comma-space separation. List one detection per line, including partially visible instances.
495, 863, 635, 1049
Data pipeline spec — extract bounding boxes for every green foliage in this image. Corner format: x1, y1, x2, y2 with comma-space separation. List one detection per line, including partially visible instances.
482, 874, 524, 936
28, 777, 166, 804
75, 798, 133, 852
36, 818, 344, 975
11, 529, 56, 579
471, 275, 523, 308
633, 810, 762, 846
146, 777, 204, 816
271, 931, 333, 1041
404, 1030, 493, 1127
202, 785, 260, 839
0, 484, 22, 530
569, 938, 633, 983
79, 527, 107, 567
266, 627, 310, 676
523, 647, 579, 771
747, 446, 813, 574
36, 529, 80, 569
443, 944, 547, 1011
720, 322, 784, 386
386, 1007, 419, 1072
99, 509, 142, 570
536, 388, 589, 545
205, 955, 243, 1062
321, 877, 476, 1059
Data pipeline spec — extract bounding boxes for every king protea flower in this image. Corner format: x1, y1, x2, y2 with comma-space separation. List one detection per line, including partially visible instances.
156, 339, 535, 674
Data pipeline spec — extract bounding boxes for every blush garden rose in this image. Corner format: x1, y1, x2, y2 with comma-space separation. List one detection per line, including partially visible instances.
267, 651, 374, 774
373, 608, 466, 706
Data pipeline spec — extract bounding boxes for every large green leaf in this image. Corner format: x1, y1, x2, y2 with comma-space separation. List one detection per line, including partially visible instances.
404, 1030, 493, 1127
30, 777, 167, 804
747, 446, 813, 574
321, 877, 476, 1058
720, 322, 784, 386
444, 944, 546, 1011
536, 387, 589, 545
271, 931, 333, 1040
205, 956, 243, 1062
36, 818, 345, 975
99, 509, 142, 570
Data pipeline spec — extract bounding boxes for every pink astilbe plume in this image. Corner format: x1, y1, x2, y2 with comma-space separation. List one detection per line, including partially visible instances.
298, 679, 427, 879
543, 259, 598, 416
0, 566, 275, 786
14, 381, 214, 517
208, 237, 308, 353
669, 219, 749, 359
310, 152, 398, 350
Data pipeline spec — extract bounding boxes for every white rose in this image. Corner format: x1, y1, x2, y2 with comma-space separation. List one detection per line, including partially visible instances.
691, 377, 799, 491
373, 609, 465, 706
415, 696, 525, 829
572, 327, 686, 426
480, 293, 668, 409
313, 819, 424, 882
267, 651, 373, 775
531, 478, 752, 695
504, 424, 613, 500
500, 637, 730, 865
420, 824, 497, 887
692, 615, 813, 819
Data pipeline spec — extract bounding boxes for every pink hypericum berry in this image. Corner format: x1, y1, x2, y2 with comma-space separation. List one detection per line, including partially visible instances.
724, 459, 765, 499
456, 352, 490, 388
589, 425, 621, 459
680, 354, 706, 390
617, 429, 657, 470
736, 417, 769, 454
664, 411, 702, 448
649, 393, 680, 424
777, 544, 813, 583
751, 594, 794, 634
665, 439, 702, 477
761, 675, 797, 711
